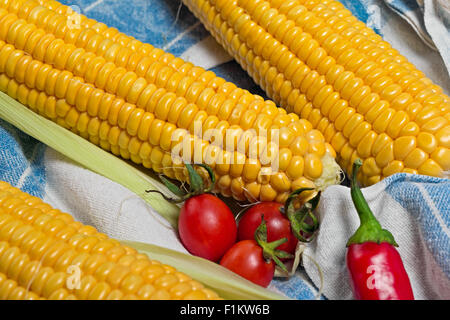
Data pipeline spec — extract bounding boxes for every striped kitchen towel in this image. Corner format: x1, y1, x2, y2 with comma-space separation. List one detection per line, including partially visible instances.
0, 0, 449, 300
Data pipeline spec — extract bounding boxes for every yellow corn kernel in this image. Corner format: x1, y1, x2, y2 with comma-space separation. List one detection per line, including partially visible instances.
431, 147, 450, 170
404, 148, 428, 169
393, 136, 416, 160
382, 160, 404, 177
418, 159, 442, 177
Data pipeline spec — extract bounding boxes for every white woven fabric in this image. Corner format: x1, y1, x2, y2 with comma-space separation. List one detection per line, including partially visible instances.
43, 148, 188, 254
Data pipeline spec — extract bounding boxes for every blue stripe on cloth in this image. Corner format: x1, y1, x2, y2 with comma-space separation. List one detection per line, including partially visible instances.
0, 119, 47, 198
339, 0, 383, 34
271, 268, 325, 300
384, 173, 450, 278
338, 0, 371, 24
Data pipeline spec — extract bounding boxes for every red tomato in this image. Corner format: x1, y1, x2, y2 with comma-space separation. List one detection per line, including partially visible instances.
178, 193, 237, 262
238, 202, 298, 255
220, 240, 274, 287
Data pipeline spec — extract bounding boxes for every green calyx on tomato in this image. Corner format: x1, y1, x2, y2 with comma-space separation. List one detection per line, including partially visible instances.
146, 162, 215, 203
346, 159, 398, 247
149, 162, 237, 262
254, 216, 293, 273
282, 188, 321, 243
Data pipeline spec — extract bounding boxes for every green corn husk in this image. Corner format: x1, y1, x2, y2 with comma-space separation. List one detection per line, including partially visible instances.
0, 91, 286, 300
123, 240, 287, 300
0, 91, 180, 228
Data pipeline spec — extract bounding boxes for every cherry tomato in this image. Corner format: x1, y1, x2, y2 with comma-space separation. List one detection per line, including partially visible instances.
220, 240, 274, 287
178, 193, 237, 262
238, 202, 298, 255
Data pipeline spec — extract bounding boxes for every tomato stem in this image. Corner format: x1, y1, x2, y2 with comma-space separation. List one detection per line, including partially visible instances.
284, 188, 321, 242
146, 162, 216, 203
254, 216, 292, 272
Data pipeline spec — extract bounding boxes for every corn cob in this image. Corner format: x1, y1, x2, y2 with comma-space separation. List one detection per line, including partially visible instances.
0, 0, 345, 162
6, 0, 240, 93
27, 0, 449, 118
182, 0, 450, 185
0, 0, 321, 160
0, 0, 292, 123
6, 0, 449, 113
0, 180, 221, 300
0, 1, 342, 204
0, 0, 338, 168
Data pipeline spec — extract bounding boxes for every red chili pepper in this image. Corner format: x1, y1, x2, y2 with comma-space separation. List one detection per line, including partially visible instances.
346, 159, 414, 300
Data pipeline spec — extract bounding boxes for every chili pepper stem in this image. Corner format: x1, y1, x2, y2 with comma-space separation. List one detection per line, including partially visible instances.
346, 159, 398, 247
